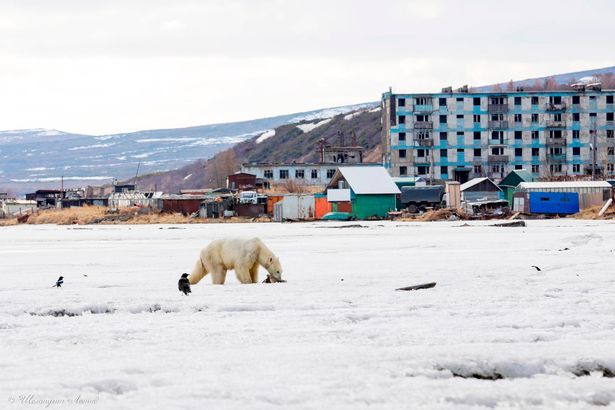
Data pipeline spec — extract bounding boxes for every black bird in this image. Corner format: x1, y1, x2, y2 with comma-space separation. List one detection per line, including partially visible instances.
178, 273, 191, 296
54, 276, 64, 288
531, 266, 542, 272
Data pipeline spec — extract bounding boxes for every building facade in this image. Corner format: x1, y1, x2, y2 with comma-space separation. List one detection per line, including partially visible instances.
381, 89, 615, 182
241, 163, 379, 186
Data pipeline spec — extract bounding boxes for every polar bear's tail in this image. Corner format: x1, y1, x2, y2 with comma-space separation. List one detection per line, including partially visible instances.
188, 256, 208, 285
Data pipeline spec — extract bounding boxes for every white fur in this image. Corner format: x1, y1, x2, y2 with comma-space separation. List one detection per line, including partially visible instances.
188, 238, 283, 285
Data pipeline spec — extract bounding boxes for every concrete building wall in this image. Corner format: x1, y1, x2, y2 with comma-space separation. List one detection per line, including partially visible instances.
381, 90, 615, 182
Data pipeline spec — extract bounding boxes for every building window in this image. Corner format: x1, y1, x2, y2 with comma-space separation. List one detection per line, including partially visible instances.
515, 165, 523, 170
573, 164, 580, 173
553, 113, 562, 122
514, 114, 522, 123
550, 164, 562, 173
607, 95, 614, 104
399, 166, 407, 176
456, 97, 464, 102
515, 148, 522, 157
399, 149, 407, 158
399, 132, 406, 141
398, 98, 406, 107
474, 148, 481, 157
609, 164, 615, 173
532, 164, 539, 173
515, 131, 522, 140
439, 114, 447, 124
573, 147, 581, 156
417, 149, 426, 158
440, 149, 447, 158
473, 114, 481, 123
573, 95, 580, 105
532, 148, 539, 157
573, 130, 580, 139
398, 115, 406, 124
279, 169, 289, 179
532, 130, 539, 140
311, 169, 318, 179
491, 164, 503, 173
531, 96, 539, 105
264, 170, 273, 179
531, 113, 538, 123
473, 97, 481, 106
474, 165, 482, 174
474, 131, 481, 140
417, 166, 429, 175
439, 97, 447, 108
514, 97, 522, 105
609, 147, 615, 156
573, 113, 580, 122
607, 112, 614, 121
608, 130, 614, 139
457, 148, 464, 153
440, 166, 448, 176
295, 169, 305, 179
326, 169, 336, 179
456, 114, 464, 119
440, 132, 447, 141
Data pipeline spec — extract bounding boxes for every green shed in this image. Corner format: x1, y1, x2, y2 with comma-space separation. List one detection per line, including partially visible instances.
498, 169, 534, 205
326, 167, 401, 220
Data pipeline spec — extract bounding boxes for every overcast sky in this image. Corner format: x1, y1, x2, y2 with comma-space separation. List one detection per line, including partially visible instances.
0, 0, 613, 135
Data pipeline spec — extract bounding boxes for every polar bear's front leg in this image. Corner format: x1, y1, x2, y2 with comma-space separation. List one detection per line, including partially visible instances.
235, 266, 253, 284
211, 267, 227, 285
249, 263, 259, 283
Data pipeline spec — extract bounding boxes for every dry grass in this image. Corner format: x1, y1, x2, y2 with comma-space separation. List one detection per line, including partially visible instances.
575, 204, 615, 219
0, 218, 18, 226
15, 206, 271, 226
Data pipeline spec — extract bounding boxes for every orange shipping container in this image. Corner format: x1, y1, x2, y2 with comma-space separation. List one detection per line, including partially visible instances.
267, 195, 284, 215
314, 196, 332, 219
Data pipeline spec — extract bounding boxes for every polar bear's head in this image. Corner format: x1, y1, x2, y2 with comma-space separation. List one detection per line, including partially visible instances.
266, 256, 283, 281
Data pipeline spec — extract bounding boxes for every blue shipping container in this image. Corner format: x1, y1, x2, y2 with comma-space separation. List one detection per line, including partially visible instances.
529, 192, 579, 214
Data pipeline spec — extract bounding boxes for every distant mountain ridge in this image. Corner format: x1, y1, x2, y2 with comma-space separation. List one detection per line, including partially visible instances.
475, 65, 615, 91
0, 102, 375, 194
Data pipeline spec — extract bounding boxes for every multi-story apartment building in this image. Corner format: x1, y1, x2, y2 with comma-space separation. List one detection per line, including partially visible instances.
381, 89, 615, 182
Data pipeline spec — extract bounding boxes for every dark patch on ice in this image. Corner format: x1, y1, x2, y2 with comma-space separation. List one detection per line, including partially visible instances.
572, 364, 615, 378
318, 224, 367, 229
85, 379, 136, 395
448, 369, 504, 380
29, 307, 116, 317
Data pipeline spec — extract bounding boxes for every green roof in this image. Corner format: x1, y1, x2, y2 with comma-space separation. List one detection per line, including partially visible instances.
499, 169, 534, 188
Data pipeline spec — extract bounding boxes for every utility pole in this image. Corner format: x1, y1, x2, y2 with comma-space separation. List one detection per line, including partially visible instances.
591, 117, 597, 181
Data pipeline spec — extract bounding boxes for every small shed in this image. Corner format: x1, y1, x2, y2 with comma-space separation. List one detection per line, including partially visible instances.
227, 172, 257, 190
460, 178, 502, 202
272, 194, 315, 221
516, 181, 612, 209
499, 169, 534, 204
326, 167, 400, 219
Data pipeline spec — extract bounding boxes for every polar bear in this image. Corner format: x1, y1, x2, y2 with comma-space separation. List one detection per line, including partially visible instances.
188, 238, 283, 285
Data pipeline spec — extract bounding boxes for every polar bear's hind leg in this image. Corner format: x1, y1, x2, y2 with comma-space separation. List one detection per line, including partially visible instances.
188, 258, 208, 285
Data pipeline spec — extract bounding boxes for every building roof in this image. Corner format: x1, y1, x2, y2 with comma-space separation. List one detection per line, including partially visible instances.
518, 181, 612, 189
460, 177, 501, 192
499, 169, 534, 188
329, 167, 401, 195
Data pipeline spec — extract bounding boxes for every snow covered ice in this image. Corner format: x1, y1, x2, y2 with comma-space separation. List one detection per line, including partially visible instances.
1, 220, 615, 409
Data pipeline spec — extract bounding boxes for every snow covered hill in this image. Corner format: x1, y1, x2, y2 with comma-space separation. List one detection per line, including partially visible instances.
0, 103, 375, 194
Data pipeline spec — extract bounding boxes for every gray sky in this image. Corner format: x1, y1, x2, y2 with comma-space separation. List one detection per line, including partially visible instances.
0, 0, 613, 135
